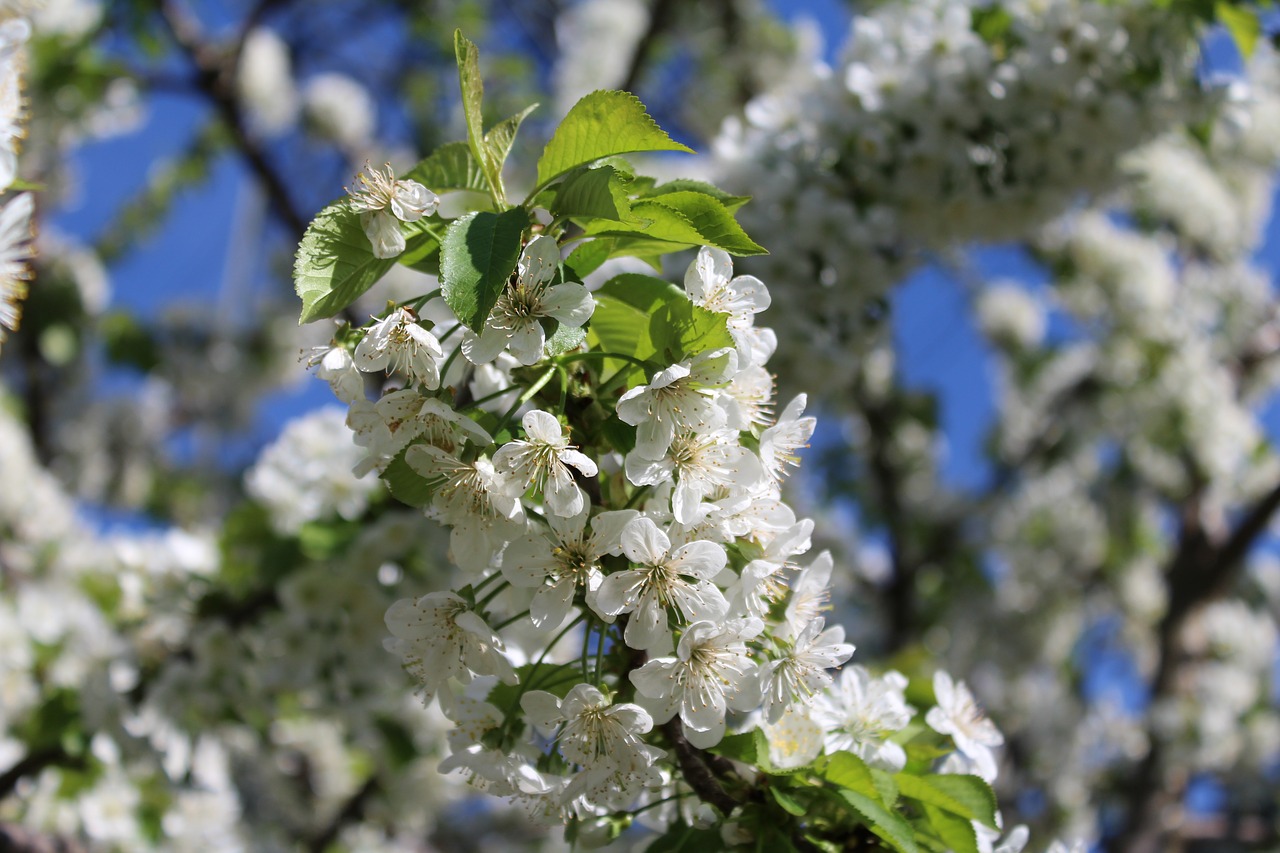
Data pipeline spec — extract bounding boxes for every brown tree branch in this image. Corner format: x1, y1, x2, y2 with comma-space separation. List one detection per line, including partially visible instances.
662, 718, 740, 816
0, 823, 87, 853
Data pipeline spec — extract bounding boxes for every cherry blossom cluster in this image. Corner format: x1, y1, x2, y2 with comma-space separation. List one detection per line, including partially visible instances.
303, 223, 1028, 840
709, 0, 1208, 393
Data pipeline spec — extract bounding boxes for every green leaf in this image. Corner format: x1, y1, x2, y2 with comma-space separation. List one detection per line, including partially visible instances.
643, 179, 750, 212
821, 751, 880, 799
921, 803, 979, 853
1216, 1, 1261, 57
585, 193, 767, 256
484, 104, 539, 185
545, 323, 586, 356
770, 785, 808, 817
536, 90, 693, 189
564, 239, 614, 279
294, 200, 393, 324
381, 443, 436, 508
552, 165, 634, 222
404, 142, 489, 194
585, 274, 733, 380
709, 731, 759, 764
454, 30, 503, 201
837, 789, 920, 853
871, 768, 900, 808
440, 208, 528, 332
894, 773, 999, 829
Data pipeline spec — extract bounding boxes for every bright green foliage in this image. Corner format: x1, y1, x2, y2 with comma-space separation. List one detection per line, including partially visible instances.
895, 773, 999, 829
404, 142, 490, 195
439, 208, 528, 332
551, 164, 636, 222
535, 89, 694, 190
295, 200, 437, 324
584, 191, 767, 256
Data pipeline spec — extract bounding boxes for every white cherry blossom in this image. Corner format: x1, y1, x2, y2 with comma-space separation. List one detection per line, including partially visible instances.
810, 666, 915, 772
347, 162, 439, 258
926, 671, 1005, 782
617, 348, 738, 460
756, 616, 854, 723
595, 516, 729, 652
493, 410, 597, 516
501, 507, 636, 628
629, 617, 764, 749
624, 429, 763, 524
384, 591, 517, 705
462, 235, 595, 366
759, 394, 816, 484
353, 307, 445, 389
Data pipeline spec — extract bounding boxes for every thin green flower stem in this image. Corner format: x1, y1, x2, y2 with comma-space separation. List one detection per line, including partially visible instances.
557, 365, 569, 414
492, 609, 531, 631
434, 320, 463, 343
459, 385, 518, 412
476, 579, 511, 612
515, 614, 586, 697
594, 622, 607, 688
555, 351, 650, 370
439, 342, 465, 385
398, 288, 441, 310
494, 365, 558, 434
471, 570, 504, 597
580, 619, 594, 683
623, 485, 651, 510
629, 794, 683, 816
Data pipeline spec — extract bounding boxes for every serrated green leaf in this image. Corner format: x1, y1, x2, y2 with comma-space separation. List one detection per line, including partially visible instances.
871, 768, 900, 807
545, 323, 586, 356
585, 193, 767, 256
440, 208, 527, 332
894, 773, 999, 829
404, 142, 489, 195
552, 165, 634, 222
838, 789, 920, 853
565, 239, 614, 279
381, 443, 436, 508
454, 30, 502, 201
644, 191, 767, 256
483, 104, 539, 188
770, 785, 808, 816
294, 200, 392, 324
709, 731, 758, 764
536, 90, 693, 189
643, 179, 750, 212
921, 803, 979, 853
1216, 1, 1260, 57
822, 751, 880, 799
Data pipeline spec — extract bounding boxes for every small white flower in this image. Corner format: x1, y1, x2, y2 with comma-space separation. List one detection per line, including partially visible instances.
347, 389, 491, 474
757, 617, 854, 723
617, 348, 738, 460
493, 410, 598, 517
348, 163, 439, 258
501, 507, 637, 628
521, 683, 664, 804
624, 429, 763, 524
384, 591, 517, 705
759, 394, 816, 484
810, 666, 915, 772
784, 550, 834, 637
926, 671, 1005, 782
307, 344, 364, 403
595, 517, 729, 652
629, 617, 764, 749
462, 236, 595, 366
761, 706, 825, 770
353, 307, 445, 389
726, 518, 814, 621
406, 445, 523, 573
683, 246, 772, 367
